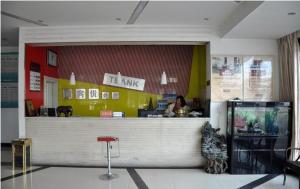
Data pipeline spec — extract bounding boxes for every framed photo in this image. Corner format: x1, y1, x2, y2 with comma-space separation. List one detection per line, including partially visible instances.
47, 50, 57, 67
112, 92, 119, 100
25, 99, 36, 116
101, 92, 109, 99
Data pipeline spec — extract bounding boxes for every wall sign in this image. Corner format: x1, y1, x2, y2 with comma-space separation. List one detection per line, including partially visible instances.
211, 55, 273, 101
243, 56, 273, 101
103, 73, 145, 91
211, 56, 243, 101
89, 89, 99, 99
76, 89, 86, 99
30, 62, 41, 91
112, 92, 120, 100
63, 89, 73, 99
101, 92, 109, 99
1, 52, 18, 108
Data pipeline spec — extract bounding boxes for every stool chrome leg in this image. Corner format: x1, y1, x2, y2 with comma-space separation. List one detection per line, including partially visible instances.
107, 142, 112, 176
100, 141, 118, 180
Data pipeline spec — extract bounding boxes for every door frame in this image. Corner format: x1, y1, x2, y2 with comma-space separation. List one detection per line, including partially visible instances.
44, 76, 58, 108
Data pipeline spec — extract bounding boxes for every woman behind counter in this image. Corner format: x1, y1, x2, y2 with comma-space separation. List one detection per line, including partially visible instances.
165, 95, 190, 117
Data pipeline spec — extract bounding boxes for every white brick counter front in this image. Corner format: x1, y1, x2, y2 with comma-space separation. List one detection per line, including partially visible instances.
26, 117, 209, 167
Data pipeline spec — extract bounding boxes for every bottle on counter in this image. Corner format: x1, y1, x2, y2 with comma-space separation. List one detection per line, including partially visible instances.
148, 97, 153, 110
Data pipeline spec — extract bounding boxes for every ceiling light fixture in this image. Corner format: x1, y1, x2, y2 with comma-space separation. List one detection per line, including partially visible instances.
161, 71, 167, 85
70, 72, 76, 85
288, 12, 296, 16
1, 11, 48, 26
117, 72, 122, 84
127, 1, 149, 24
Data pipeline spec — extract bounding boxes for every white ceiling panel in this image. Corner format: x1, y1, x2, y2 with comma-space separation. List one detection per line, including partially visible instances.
1, 1, 300, 46
1, 1, 138, 26
224, 1, 300, 39
1, 1, 138, 45
136, 1, 240, 28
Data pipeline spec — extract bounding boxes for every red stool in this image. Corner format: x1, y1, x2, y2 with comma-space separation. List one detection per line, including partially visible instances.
97, 136, 119, 180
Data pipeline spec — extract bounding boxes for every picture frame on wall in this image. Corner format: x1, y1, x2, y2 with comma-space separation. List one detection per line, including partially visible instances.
47, 50, 57, 67
25, 99, 37, 116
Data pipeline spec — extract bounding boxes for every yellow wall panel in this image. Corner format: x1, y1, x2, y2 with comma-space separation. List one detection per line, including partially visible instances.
58, 79, 161, 117
186, 45, 206, 101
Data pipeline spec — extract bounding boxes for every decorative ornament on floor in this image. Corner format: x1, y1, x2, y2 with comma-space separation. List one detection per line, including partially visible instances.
201, 121, 228, 174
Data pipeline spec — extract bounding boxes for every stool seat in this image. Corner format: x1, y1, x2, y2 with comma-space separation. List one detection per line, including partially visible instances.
97, 136, 118, 142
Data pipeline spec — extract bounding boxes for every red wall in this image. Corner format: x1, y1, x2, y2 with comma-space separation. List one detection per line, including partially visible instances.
25, 45, 58, 109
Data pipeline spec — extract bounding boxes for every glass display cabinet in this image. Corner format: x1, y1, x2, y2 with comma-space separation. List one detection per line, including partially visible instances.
227, 101, 292, 174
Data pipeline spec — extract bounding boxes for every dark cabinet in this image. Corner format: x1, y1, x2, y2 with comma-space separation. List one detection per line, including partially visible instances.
226, 101, 292, 174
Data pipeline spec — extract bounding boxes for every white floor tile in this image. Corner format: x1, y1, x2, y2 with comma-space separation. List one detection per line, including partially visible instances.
1, 167, 137, 189
255, 174, 299, 189
1, 165, 40, 178
136, 169, 176, 189
136, 169, 295, 189
1, 166, 299, 189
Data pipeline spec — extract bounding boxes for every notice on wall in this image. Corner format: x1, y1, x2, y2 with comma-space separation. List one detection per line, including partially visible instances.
243, 56, 273, 101
103, 73, 145, 91
1, 52, 18, 108
89, 89, 99, 99
30, 62, 41, 91
76, 89, 86, 99
211, 56, 243, 101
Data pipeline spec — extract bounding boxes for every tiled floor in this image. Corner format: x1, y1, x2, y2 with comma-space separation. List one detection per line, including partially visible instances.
1, 165, 40, 178
137, 169, 262, 189
1, 166, 137, 189
1, 148, 299, 189
255, 174, 298, 189
1, 166, 298, 189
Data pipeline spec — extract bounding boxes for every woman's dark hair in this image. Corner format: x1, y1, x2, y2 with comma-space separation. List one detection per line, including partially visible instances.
176, 95, 186, 107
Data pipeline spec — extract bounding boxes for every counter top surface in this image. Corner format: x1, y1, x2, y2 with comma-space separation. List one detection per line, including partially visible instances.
26, 116, 209, 120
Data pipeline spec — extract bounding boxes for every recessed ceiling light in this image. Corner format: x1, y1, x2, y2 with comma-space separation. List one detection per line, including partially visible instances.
288, 12, 296, 16
115, 17, 122, 21
204, 18, 209, 21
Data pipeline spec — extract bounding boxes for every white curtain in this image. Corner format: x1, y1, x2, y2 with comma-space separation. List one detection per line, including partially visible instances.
278, 31, 300, 160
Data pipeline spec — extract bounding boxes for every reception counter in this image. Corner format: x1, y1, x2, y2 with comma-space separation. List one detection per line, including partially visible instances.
26, 117, 209, 167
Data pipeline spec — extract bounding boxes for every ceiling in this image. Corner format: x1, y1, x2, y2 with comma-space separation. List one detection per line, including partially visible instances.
1, 1, 300, 46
